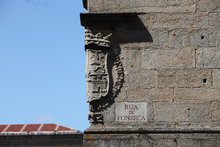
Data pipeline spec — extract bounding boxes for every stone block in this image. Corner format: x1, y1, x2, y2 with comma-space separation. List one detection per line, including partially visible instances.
168, 29, 189, 48
115, 89, 127, 102
84, 134, 135, 147
142, 47, 195, 69
118, 28, 168, 50
188, 103, 211, 122
200, 139, 220, 147
196, 0, 220, 12
189, 29, 209, 47
196, 48, 220, 68
177, 139, 201, 147
127, 70, 156, 89
155, 139, 178, 147
208, 13, 220, 27
126, 88, 146, 102
110, 139, 133, 147
120, 28, 190, 49
103, 104, 115, 123
148, 13, 194, 29
154, 102, 212, 123
83, 139, 109, 147
213, 70, 220, 88
208, 29, 220, 47
148, 28, 169, 48
193, 12, 209, 28
153, 102, 189, 122
125, 49, 141, 73
87, 0, 196, 13
133, 138, 155, 147
126, 88, 174, 102
175, 88, 220, 101
157, 69, 212, 88
211, 101, 220, 121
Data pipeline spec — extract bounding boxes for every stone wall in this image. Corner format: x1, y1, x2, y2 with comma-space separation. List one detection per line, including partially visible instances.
84, 133, 220, 147
81, 0, 220, 146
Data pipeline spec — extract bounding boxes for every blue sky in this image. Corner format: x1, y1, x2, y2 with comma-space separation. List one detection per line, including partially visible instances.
0, 0, 88, 131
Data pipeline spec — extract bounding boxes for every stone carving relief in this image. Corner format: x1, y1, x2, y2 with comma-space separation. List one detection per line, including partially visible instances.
84, 29, 124, 124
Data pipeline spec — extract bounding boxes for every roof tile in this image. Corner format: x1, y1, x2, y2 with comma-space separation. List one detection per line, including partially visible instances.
0, 124, 75, 132
6, 124, 23, 132
57, 125, 73, 131
40, 124, 57, 131
0, 125, 7, 132
23, 124, 41, 132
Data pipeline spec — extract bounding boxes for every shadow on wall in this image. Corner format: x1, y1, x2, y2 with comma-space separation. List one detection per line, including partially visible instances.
81, 13, 153, 44
81, 13, 153, 123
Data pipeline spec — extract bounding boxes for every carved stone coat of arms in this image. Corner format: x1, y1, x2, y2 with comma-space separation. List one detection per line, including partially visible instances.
85, 29, 112, 102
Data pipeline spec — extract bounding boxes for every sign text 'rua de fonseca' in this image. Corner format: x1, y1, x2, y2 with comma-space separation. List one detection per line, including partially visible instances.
115, 102, 147, 122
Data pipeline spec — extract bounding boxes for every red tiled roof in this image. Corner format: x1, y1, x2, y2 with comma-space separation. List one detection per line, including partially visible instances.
0, 124, 76, 132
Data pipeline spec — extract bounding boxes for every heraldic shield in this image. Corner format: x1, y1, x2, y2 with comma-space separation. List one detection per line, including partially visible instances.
85, 29, 111, 102
86, 49, 109, 102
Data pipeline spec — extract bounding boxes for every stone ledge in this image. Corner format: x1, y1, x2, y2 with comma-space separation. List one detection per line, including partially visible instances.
85, 127, 220, 134
80, 13, 144, 27
0, 131, 82, 136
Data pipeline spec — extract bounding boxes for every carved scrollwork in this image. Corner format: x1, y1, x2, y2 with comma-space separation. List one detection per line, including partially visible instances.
112, 55, 124, 98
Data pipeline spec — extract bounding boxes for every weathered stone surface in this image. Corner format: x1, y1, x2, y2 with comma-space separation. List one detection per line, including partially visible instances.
155, 139, 178, 147
82, 0, 220, 145
175, 88, 220, 101
196, 47, 220, 68
213, 70, 220, 88
124, 49, 141, 73
211, 101, 220, 121
83, 139, 110, 147
84, 133, 220, 147
126, 88, 174, 102
153, 102, 211, 123
196, 0, 220, 12
200, 139, 220, 147
103, 104, 115, 123
177, 139, 201, 147
209, 29, 220, 47
193, 12, 209, 28
189, 28, 220, 48
188, 103, 211, 122
114, 88, 127, 102
142, 47, 195, 69
153, 102, 189, 122
118, 28, 170, 50
127, 70, 156, 89
126, 88, 146, 102
189, 29, 209, 47
157, 69, 213, 88
148, 13, 194, 29
168, 29, 190, 48
87, 0, 196, 13
148, 28, 169, 48
209, 13, 220, 27
133, 137, 155, 147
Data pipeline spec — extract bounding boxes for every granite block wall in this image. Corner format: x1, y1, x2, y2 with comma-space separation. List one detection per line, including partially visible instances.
83, 0, 220, 129
82, 0, 220, 146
